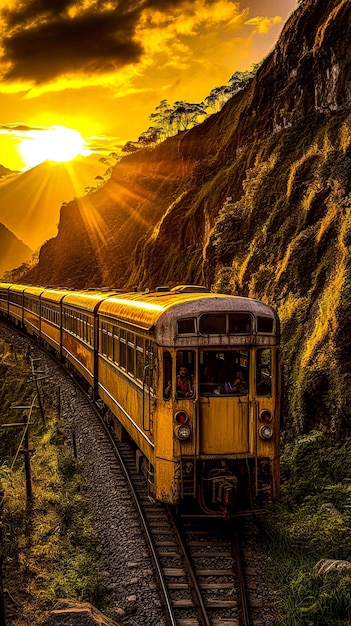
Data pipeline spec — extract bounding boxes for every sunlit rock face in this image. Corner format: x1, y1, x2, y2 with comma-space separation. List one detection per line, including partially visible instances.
239, 0, 351, 142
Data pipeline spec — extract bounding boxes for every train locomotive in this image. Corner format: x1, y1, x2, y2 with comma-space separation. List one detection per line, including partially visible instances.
0, 282, 280, 516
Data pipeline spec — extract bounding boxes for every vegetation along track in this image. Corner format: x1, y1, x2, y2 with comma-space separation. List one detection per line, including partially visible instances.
0, 321, 279, 626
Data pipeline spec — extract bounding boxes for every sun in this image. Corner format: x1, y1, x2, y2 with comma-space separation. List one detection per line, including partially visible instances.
19, 125, 90, 168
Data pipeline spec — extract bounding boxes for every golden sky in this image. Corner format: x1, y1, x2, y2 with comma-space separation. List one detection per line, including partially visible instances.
0, 0, 298, 171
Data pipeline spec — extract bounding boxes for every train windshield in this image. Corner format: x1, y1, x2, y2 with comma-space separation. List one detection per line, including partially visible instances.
199, 349, 249, 396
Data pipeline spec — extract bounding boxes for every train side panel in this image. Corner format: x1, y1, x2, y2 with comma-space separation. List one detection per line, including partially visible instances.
23, 287, 44, 337
62, 329, 95, 387
8, 285, 26, 326
98, 356, 155, 463
0, 284, 10, 317
41, 319, 61, 352
40, 290, 71, 354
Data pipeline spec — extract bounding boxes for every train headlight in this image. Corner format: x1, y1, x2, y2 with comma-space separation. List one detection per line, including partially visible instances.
175, 424, 191, 441
175, 410, 188, 424
259, 425, 273, 440
259, 409, 272, 423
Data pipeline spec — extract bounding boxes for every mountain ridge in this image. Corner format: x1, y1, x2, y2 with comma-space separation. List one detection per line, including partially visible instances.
0, 155, 110, 250
0, 222, 32, 278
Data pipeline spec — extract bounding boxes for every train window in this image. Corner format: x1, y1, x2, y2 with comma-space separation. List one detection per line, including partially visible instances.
82, 316, 88, 343
256, 348, 272, 396
43, 304, 59, 326
100, 322, 108, 356
112, 327, 119, 363
176, 351, 195, 399
257, 316, 274, 333
163, 351, 172, 400
228, 313, 251, 334
127, 332, 135, 376
120, 329, 126, 369
199, 349, 249, 396
177, 318, 196, 334
10, 293, 23, 306
145, 341, 156, 392
107, 324, 113, 360
136, 336, 144, 382
25, 296, 39, 313
199, 314, 226, 335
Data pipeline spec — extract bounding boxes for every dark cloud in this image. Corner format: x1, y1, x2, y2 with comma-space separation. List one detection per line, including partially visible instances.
1, 1, 145, 83
3, 0, 73, 29
0, 0, 220, 85
0, 0, 201, 84
143, 0, 190, 8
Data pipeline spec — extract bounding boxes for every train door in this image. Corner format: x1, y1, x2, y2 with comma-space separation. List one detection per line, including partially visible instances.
198, 349, 252, 455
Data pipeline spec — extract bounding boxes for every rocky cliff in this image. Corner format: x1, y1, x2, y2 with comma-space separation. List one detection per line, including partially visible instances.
24, 0, 351, 437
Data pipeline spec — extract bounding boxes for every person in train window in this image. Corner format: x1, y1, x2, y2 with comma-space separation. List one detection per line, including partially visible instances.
223, 369, 248, 394
176, 366, 194, 398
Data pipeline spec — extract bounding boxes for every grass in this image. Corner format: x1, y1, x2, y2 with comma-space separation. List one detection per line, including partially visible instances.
0, 340, 112, 625
264, 431, 351, 625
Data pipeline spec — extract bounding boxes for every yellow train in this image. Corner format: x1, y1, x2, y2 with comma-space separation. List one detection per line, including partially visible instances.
0, 282, 280, 516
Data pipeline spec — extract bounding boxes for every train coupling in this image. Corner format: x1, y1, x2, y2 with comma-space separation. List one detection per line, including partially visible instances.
211, 473, 238, 507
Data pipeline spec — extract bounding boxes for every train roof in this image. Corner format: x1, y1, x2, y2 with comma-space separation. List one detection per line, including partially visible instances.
62, 290, 118, 312
24, 286, 47, 297
8, 284, 27, 293
41, 288, 73, 303
98, 291, 277, 333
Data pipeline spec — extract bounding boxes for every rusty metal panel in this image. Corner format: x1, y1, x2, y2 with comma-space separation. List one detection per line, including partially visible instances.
199, 396, 250, 455
155, 458, 178, 504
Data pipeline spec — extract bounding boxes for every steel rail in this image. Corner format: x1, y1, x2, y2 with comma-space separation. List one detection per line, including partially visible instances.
233, 528, 251, 626
91, 411, 178, 626
166, 505, 211, 626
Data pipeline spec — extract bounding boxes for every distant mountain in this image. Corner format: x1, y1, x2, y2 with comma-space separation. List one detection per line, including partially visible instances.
0, 154, 109, 250
0, 222, 32, 278
0, 164, 15, 177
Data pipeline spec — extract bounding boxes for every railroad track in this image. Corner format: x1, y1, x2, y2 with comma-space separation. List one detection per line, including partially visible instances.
104, 431, 252, 626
